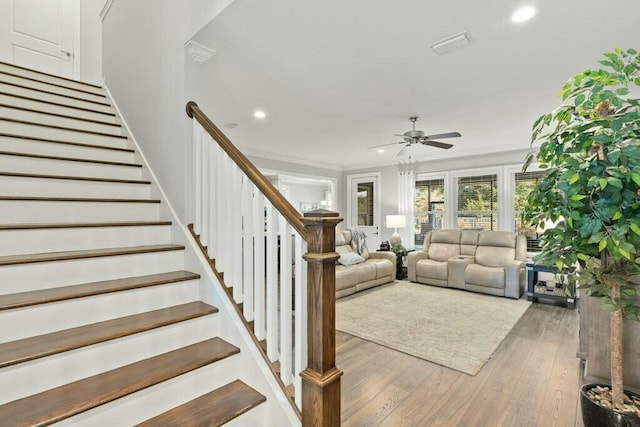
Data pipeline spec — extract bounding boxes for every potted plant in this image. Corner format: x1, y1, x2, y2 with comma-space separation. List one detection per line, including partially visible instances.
522, 48, 640, 426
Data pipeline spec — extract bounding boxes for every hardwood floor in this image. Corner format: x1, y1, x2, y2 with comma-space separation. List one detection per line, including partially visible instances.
337, 297, 584, 427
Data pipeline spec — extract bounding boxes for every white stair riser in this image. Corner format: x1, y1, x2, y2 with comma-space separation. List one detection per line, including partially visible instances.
0, 64, 104, 95
0, 136, 134, 163
0, 315, 218, 405
0, 200, 158, 223
0, 224, 171, 256
0, 279, 201, 342
0, 175, 151, 199
0, 106, 123, 136
0, 250, 185, 292
224, 404, 266, 427
0, 155, 141, 179
1, 120, 128, 147
57, 356, 241, 427
0, 93, 118, 123
0, 82, 112, 113
1, 73, 107, 104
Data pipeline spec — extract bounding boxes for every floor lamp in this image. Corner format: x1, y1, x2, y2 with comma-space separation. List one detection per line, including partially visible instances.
386, 215, 406, 247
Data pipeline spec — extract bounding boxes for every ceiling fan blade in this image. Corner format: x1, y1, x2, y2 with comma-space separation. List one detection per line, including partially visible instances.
397, 145, 409, 157
425, 131, 461, 140
422, 140, 453, 149
368, 141, 405, 149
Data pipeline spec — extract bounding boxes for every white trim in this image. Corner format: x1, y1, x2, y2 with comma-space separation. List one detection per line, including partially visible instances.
243, 146, 342, 171
99, 0, 115, 21
346, 172, 382, 246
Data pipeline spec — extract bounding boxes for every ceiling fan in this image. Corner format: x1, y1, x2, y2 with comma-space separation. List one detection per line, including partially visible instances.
369, 116, 461, 156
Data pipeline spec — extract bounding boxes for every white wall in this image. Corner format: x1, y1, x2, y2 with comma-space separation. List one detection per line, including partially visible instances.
79, 0, 103, 85
101, 0, 226, 222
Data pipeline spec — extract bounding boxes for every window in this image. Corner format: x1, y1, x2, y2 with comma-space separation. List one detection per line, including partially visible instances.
414, 178, 445, 246
457, 174, 497, 230
357, 182, 374, 226
514, 171, 545, 251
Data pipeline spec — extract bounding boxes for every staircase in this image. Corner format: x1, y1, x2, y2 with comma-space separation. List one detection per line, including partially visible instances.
0, 62, 292, 426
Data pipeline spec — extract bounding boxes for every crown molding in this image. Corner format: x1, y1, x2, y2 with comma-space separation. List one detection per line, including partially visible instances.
99, 0, 115, 21
185, 40, 216, 63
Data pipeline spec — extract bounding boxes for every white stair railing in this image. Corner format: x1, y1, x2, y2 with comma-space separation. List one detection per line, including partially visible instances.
186, 102, 343, 426
190, 116, 308, 409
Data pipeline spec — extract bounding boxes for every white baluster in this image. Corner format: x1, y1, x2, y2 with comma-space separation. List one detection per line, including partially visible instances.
253, 191, 266, 340
232, 163, 243, 302
193, 122, 202, 234
207, 141, 217, 259
242, 176, 254, 318
279, 219, 293, 385
294, 233, 307, 408
200, 137, 210, 248
265, 202, 279, 362
215, 144, 225, 273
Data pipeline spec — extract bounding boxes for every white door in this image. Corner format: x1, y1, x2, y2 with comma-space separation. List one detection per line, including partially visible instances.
0, 0, 79, 78
347, 173, 382, 250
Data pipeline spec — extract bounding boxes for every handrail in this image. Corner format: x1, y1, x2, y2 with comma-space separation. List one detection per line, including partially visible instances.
186, 101, 308, 240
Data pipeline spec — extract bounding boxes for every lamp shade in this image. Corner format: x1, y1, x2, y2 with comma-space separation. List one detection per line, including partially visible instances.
386, 215, 406, 229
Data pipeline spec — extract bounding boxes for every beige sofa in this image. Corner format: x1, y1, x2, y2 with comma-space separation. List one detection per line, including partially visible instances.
407, 229, 527, 299
335, 229, 396, 299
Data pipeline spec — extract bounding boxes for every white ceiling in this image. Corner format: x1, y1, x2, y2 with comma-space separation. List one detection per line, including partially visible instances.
192, 0, 640, 170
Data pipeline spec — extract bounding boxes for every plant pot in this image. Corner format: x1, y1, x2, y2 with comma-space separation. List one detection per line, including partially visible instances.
581, 384, 640, 427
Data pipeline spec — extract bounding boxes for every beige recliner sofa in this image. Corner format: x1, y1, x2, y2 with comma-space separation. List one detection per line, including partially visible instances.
407, 229, 526, 299
335, 229, 396, 299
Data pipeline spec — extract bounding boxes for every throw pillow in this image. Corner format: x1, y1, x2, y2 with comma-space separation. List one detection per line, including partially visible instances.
335, 230, 346, 246
338, 252, 365, 266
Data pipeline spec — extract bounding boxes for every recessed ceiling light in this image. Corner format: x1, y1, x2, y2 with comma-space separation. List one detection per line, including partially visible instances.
511, 6, 536, 23
253, 110, 266, 119
377, 149, 385, 154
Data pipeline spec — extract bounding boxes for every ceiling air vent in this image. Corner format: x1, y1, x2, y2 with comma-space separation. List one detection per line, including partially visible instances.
430, 31, 470, 55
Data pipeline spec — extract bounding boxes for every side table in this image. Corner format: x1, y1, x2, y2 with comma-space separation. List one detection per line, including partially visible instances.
526, 262, 576, 308
376, 249, 414, 279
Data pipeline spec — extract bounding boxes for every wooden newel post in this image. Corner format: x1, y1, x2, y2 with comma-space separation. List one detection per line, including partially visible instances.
300, 209, 343, 427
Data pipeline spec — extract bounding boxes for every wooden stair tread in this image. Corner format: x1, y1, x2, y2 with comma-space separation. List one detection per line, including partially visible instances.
0, 150, 141, 167
0, 133, 131, 152
0, 91, 115, 117
0, 81, 111, 106
0, 220, 171, 230
0, 60, 103, 90
0, 196, 159, 203
0, 338, 239, 427
0, 171, 151, 184
0, 243, 184, 266
137, 380, 266, 427
0, 70, 106, 98
0, 301, 217, 368
0, 103, 121, 127
0, 117, 125, 138
0, 270, 199, 311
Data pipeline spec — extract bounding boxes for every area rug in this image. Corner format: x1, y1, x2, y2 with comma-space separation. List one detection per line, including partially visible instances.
335, 281, 531, 375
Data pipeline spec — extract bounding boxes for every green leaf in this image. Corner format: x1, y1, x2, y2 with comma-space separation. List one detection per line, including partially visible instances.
574, 93, 586, 106
599, 178, 608, 189
569, 173, 580, 184
616, 87, 631, 95
599, 239, 607, 252
608, 177, 623, 188
630, 223, 640, 237
631, 173, 640, 186
613, 211, 623, 220
555, 259, 564, 271
570, 194, 587, 201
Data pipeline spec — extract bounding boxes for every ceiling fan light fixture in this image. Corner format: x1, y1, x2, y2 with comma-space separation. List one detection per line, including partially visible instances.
430, 31, 470, 56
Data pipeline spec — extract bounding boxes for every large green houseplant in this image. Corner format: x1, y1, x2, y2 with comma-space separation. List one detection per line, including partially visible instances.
522, 48, 640, 424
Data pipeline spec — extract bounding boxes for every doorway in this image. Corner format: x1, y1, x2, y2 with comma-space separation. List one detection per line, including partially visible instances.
347, 173, 381, 249
0, 0, 80, 79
